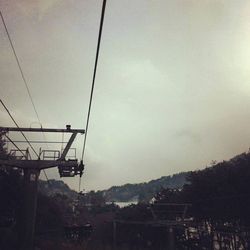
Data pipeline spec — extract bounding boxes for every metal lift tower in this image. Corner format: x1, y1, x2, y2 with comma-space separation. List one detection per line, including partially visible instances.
0, 125, 85, 250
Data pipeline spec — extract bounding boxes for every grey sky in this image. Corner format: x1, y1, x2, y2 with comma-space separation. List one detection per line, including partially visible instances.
0, 0, 250, 191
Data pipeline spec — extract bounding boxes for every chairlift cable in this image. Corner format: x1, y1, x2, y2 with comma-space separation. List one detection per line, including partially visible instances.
0, 99, 50, 183
79, 0, 107, 192
0, 99, 39, 158
0, 10, 51, 183
4, 134, 26, 158
81, 0, 107, 161
61, 132, 64, 154
0, 10, 49, 150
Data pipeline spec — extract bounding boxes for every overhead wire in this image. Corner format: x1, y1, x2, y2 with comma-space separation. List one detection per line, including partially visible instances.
0, 10, 49, 149
0, 100, 50, 183
81, 0, 107, 160
0, 10, 50, 182
78, 172, 82, 193
0, 11, 40, 122
4, 134, 26, 158
61, 132, 64, 155
0, 99, 39, 158
79, 0, 107, 192
5, 140, 67, 144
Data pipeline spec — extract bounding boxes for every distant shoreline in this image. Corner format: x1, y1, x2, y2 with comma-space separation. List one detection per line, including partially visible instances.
106, 201, 138, 208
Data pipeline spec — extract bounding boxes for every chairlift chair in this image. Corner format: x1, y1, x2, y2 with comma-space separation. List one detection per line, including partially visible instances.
58, 160, 84, 178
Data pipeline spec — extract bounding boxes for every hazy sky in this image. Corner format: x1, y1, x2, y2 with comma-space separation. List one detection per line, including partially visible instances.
1, 0, 250, 191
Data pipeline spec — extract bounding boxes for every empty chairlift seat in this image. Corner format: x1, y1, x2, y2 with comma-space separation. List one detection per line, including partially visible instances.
58, 165, 75, 177
58, 160, 84, 178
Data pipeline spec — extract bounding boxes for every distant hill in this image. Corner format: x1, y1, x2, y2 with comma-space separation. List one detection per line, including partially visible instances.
38, 151, 250, 203
38, 172, 189, 203
101, 172, 189, 202
38, 179, 77, 198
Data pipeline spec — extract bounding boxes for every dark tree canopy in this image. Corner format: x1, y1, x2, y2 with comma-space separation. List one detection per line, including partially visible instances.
151, 152, 250, 226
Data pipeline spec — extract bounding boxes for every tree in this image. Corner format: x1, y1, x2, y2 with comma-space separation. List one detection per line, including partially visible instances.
0, 132, 23, 249
182, 153, 250, 225
0, 132, 8, 160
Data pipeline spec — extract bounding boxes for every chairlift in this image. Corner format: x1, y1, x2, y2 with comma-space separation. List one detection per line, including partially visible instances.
58, 166, 75, 177
58, 160, 84, 178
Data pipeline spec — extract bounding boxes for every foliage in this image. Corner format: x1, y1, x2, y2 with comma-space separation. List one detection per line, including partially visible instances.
116, 203, 153, 221
85, 190, 106, 206
154, 188, 184, 204
38, 179, 77, 198
183, 152, 250, 225
0, 132, 9, 160
0, 133, 23, 249
0, 134, 70, 249
36, 193, 64, 237
151, 152, 250, 226
101, 172, 188, 203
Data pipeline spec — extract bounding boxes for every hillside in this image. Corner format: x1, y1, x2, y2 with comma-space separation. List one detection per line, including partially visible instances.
102, 172, 189, 202
38, 179, 77, 198
96, 152, 250, 202
38, 172, 189, 203
37, 152, 250, 204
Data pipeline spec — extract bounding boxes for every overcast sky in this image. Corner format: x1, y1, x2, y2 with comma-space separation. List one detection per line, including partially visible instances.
0, 0, 250, 191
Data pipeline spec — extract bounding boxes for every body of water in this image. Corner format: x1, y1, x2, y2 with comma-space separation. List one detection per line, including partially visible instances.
106, 201, 138, 208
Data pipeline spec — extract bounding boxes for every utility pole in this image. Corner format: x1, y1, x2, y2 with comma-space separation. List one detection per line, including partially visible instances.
22, 168, 40, 250
113, 221, 117, 250
0, 125, 85, 250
